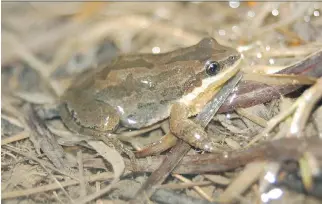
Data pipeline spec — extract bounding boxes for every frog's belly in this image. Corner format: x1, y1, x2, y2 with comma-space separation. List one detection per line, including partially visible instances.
96, 91, 174, 129
113, 100, 171, 129
95, 80, 184, 129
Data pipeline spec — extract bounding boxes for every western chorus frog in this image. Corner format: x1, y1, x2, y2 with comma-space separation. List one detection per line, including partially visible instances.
59, 37, 241, 157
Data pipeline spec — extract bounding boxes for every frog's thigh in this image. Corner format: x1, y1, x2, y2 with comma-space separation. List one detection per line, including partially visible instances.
169, 103, 214, 152
82, 100, 120, 132
62, 99, 120, 133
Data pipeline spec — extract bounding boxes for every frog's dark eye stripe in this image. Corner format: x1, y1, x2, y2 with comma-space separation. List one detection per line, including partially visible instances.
205, 60, 220, 76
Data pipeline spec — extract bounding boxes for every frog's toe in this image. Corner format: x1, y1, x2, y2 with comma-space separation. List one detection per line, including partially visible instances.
134, 133, 177, 157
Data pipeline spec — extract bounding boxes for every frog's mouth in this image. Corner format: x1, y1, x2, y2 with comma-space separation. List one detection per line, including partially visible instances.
179, 57, 241, 108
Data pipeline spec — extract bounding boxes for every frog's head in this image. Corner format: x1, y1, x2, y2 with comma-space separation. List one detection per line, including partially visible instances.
195, 37, 241, 76
172, 37, 241, 105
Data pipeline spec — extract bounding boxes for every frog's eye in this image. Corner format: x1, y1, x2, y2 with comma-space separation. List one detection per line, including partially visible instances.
205, 61, 220, 76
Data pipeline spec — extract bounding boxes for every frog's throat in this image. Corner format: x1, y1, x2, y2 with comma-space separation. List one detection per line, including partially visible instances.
178, 58, 241, 107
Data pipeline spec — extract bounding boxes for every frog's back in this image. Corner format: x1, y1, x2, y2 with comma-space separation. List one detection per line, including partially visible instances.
95, 62, 192, 129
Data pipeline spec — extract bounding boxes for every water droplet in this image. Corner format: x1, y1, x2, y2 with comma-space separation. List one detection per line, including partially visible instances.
194, 133, 201, 140
248, 10, 255, 18
104, 116, 110, 126
272, 9, 279, 16
229, 1, 240, 8
232, 25, 239, 32
116, 106, 125, 114
218, 29, 226, 36
261, 188, 283, 203
314, 10, 320, 17
222, 151, 229, 158
127, 118, 137, 125
229, 93, 237, 104
264, 171, 276, 183
152, 46, 160, 54
290, 124, 299, 134
256, 52, 262, 59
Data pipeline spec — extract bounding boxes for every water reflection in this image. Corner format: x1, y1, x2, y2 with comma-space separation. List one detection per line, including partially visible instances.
261, 188, 283, 203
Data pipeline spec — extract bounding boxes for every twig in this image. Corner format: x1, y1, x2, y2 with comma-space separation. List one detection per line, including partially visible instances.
288, 77, 322, 137
247, 76, 322, 146
173, 174, 214, 202
158, 181, 212, 190
73, 140, 125, 204
77, 150, 87, 197
151, 189, 215, 204
219, 48, 322, 113
45, 166, 75, 203
246, 101, 298, 147
1, 114, 24, 129
125, 137, 322, 175
2, 146, 74, 203
219, 161, 266, 203
2, 172, 114, 199
130, 140, 191, 204
203, 174, 231, 186
3, 145, 78, 180
236, 108, 268, 128
23, 104, 68, 169
53, 191, 65, 204
1, 131, 30, 145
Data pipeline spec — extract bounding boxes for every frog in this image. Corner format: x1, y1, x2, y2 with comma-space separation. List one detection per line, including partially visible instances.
59, 37, 241, 158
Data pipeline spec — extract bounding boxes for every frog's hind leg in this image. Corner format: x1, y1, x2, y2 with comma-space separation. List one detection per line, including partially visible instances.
134, 132, 178, 157
59, 103, 100, 136
59, 102, 136, 162
169, 103, 219, 152
135, 102, 220, 157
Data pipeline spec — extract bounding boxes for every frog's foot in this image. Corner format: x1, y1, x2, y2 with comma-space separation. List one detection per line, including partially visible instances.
134, 133, 178, 158
100, 136, 137, 167
169, 103, 218, 152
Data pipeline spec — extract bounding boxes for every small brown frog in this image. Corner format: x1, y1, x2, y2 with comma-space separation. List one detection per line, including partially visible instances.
59, 37, 241, 157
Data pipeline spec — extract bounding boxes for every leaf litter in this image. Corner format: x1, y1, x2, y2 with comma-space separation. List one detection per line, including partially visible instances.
2, 2, 322, 204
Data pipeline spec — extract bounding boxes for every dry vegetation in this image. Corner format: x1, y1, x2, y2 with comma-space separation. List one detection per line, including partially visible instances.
2, 2, 322, 204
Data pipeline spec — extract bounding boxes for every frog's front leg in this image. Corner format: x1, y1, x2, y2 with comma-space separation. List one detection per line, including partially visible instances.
169, 103, 216, 152
135, 103, 217, 157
